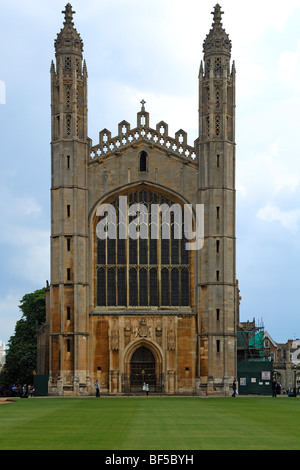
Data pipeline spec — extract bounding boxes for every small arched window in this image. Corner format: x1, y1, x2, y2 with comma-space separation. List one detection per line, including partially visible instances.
139, 151, 147, 172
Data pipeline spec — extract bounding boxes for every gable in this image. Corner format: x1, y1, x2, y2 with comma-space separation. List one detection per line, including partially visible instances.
88, 105, 197, 168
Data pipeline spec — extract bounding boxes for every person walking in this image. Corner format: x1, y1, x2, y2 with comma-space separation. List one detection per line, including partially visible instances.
143, 382, 149, 397
272, 379, 277, 397
95, 380, 100, 398
22, 384, 28, 398
276, 381, 281, 396
232, 379, 237, 397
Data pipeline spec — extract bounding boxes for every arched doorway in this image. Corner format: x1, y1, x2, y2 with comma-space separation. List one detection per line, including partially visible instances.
130, 346, 156, 391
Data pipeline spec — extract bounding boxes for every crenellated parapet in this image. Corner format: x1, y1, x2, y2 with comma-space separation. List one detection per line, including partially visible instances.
89, 102, 197, 164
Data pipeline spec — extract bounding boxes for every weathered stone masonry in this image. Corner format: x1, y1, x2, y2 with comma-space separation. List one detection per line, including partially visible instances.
43, 3, 238, 396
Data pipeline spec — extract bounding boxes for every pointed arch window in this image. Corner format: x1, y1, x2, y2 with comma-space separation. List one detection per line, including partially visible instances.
139, 151, 147, 172
95, 187, 191, 308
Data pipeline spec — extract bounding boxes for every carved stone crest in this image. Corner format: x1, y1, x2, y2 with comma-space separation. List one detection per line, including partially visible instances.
138, 319, 148, 337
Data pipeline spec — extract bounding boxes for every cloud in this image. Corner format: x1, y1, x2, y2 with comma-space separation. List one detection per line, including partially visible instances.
0, 292, 23, 343
0, 190, 41, 221
257, 202, 300, 233
0, 187, 50, 285
0, 223, 50, 285
0, 186, 49, 342
277, 39, 300, 92
88, 76, 199, 149
237, 141, 300, 205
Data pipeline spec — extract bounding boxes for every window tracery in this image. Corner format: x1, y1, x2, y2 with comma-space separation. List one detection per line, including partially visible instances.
96, 187, 191, 308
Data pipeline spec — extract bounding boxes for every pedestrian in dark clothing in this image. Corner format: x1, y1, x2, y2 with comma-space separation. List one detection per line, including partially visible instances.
22, 384, 28, 398
272, 379, 277, 397
276, 381, 281, 395
232, 380, 237, 397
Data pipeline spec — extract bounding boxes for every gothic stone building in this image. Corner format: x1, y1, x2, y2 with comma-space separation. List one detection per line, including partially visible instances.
43, 3, 238, 396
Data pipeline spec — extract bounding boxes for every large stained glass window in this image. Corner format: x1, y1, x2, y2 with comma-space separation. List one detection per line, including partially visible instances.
96, 186, 191, 307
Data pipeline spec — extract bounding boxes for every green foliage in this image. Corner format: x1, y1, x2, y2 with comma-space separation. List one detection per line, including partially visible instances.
0, 288, 46, 385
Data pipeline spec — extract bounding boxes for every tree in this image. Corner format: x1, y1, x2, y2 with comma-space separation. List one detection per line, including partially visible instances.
0, 288, 46, 385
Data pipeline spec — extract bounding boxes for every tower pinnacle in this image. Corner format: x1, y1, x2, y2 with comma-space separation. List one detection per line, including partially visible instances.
203, 3, 231, 58
212, 4, 224, 25
55, 2, 83, 56
62, 3, 76, 26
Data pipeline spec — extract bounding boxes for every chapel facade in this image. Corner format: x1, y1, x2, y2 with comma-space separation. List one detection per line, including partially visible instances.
44, 3, 239, 396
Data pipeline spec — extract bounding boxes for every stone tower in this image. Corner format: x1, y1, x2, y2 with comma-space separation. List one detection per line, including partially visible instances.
44, 3, 237, 396
49, 4, 90, 394
197, 4, 237, 392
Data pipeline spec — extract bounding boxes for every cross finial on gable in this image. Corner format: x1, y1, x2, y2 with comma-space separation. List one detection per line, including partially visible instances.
140, 99, 146, 111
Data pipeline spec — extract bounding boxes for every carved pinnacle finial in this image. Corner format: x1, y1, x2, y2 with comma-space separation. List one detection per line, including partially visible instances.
203, 4, 231, 58
212, 4, 223, 25
62, 3, 76, 26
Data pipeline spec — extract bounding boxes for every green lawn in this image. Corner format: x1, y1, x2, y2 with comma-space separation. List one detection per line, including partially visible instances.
0, 396, 299, 450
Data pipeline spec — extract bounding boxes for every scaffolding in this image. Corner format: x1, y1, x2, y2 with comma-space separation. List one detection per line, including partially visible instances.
237, 319, 266, 361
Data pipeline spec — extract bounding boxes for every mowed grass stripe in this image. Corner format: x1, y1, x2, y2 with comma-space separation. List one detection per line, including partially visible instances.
0, 397, 299, 450
117, 397, 295, 450
0, 398, 138, 450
